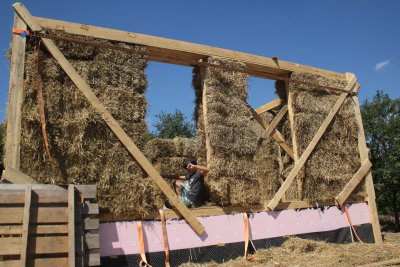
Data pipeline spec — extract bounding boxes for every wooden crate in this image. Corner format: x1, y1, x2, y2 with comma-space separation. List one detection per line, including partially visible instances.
0, 184, 99, 267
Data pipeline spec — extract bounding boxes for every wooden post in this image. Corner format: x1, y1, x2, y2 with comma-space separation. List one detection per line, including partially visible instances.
285, 80, 304, 199
68, 185, 75, 267
200, 64, 213, 168
19, 184, 31, 267
266, 75, 357, 210
13, 3, 205, 236
352, 94, 383, 244
4, 12, 27, 170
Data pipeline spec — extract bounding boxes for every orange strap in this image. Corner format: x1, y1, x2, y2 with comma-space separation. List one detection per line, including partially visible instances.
12, 28, 30, 36
137, 221, 152, 267
243, 213, 249, 259
343, 205, 364, 243
36, 43, 53, 163
159, 210, 170, 267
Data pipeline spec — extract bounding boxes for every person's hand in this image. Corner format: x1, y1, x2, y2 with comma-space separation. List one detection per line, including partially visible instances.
188, 163, 195, 169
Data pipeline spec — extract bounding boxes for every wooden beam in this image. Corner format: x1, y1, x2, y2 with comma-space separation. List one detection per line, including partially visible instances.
0, 236, 69, 255
352, 93, 382, 245
286, 80, 303, 199
68, 185, 75, 267
201, 66, 212, 168
4, 12, 27, 170
255, 98, 282, 114
98, 198, 368, 221
2, 168, 38, 184
31, 16, 346, 80
12, 3, 204, 236
335, 159, 372, 205
0, 207, 68, 224
266, 74, 357, 211
262, 105, 288, 138
19, 185, 31, 267
0, 225, 69, 235
248, 104, 294, 159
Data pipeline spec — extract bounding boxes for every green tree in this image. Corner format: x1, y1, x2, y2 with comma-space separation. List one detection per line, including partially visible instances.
152, 110, 195, 139
361, 90, 400, 231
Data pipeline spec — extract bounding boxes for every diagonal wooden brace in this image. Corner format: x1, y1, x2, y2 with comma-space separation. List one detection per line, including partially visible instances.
266, 74, 357, 211
262, 105, 288, 138
335, 159, 372, 206
13, 3, 205, 235
248, 104, 294, 160
255, 98, 282, 114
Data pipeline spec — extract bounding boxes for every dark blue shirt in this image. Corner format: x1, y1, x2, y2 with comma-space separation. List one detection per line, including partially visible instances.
185, 171, 207, 205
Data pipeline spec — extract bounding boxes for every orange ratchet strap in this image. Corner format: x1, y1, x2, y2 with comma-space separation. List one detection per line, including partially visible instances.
243, 213, 249, 259
137, 221, 152, 267
36, 42, 53, 163
343, 205, 364, 243
159, 210, 170, 267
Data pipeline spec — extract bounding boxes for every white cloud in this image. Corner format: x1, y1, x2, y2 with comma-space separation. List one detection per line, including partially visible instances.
374, 59, 390, 71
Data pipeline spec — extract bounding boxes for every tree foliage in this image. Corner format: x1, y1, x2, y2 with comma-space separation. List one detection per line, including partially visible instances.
152, 110, 195, 139
361, 90, 400, 231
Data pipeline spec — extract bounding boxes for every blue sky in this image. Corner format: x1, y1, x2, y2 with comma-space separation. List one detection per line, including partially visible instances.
0, 1, 399, 132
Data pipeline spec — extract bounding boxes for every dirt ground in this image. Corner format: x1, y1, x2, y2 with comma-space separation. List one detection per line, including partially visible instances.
183, 233, 400, 267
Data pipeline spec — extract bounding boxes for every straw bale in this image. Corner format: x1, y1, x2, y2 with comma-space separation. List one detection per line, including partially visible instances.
289, 72, 365, 200
17, 32, 161, 215
192, 57, 285, 206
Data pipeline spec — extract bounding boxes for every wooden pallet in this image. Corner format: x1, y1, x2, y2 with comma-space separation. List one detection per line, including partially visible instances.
0, 184, 99, 267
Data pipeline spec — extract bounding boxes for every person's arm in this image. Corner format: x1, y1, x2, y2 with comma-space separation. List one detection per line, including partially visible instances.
162, 174, 186, 180
189, 163, 209, 175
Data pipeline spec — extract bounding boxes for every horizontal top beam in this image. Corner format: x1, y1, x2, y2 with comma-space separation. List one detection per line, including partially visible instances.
32, 16, 346, 80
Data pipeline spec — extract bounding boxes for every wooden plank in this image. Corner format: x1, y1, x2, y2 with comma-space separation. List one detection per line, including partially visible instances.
19, 185, 31, 267
266, 75, 357, 210
0, 183, 95, 203
352, 93, 383, 245
75, 185, 97, 199
0, 207, 68, 224
4, 13, 27, 170
88, 253, 100, 266
11, 1, 202, 232
262, 105, 288, 138
201, 66, 212, 167
68, 185, 75, 267
286, 80, 302, 199
85, 233, 99, 249
0, 258, 69, 267
0, 236, 68, 255
0, 225, 68, 235
32, 16, 346, 80
335, 159, 372, 205
248, 104, 294, 159
84, 218, 99, 230
255, 98, 282, 114
2, 168, 38, 184
83, 201, 99, 215
98, 198, 367, 221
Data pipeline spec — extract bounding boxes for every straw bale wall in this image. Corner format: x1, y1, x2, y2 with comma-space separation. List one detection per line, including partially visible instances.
288, 72, 365, 200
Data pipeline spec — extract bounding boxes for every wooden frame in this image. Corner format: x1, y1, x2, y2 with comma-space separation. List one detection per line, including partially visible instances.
4, 2, 382, 245
0, 184, 99, 266
5, 12, 27, 171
